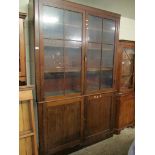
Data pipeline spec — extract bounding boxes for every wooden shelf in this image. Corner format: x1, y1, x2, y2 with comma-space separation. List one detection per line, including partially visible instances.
88, 28, 114, 33
44, 38, 82, 47
87, 67, 113, 72
45, 68, 81, 73
101, 67, 113, 71
87, 68, 100, 72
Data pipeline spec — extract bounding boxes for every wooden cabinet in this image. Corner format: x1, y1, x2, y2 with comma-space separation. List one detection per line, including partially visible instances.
116, 92, 134, 130
115, 40, 135, 134
19, 86, 38, 155
29, 0, 120, 154
19, 12, 27, 85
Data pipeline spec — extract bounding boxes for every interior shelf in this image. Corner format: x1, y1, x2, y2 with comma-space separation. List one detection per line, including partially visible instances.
87, 68, 113, 72
45, 68, 81, 73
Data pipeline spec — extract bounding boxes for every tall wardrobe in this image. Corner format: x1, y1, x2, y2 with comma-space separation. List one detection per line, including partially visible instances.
28, 0, 121, 154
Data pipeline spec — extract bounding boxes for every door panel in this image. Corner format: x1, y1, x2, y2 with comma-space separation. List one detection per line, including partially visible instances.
85, 93, 113, 139
43, 98, 83, 154
118, 93, 135, 128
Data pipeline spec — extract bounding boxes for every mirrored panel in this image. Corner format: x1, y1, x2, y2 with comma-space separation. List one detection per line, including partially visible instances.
87, 71, 100, 91
102, 44, 114, 68
87, 43, 101, 69
64, 10, 82, 41
101, 70, 113, 88
43, 6, 64, 39
88, 15, 102, 43
65, 41, 82, 70
44, 72, 64, 97
65, 72, 81, 94
44, 40, 64, 72
102, 19, 115, 44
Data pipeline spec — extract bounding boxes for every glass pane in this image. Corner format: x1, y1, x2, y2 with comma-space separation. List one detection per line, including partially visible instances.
65, 72, 81, 94
87, 71, 100, 91
121, 75, 133, 88
87, 43, 101, 69
88, 15, 102, 43
123, 48, 135, 60
44, 72, 64, 97
65, 41, 81, 70
43, 6, 63, 39
64, 10, 82, 41
121, 60, 134, 76
44, 40, 64, 72
101, 70, 113, 88
102, 19, 115, 44
102, 44, 114, 68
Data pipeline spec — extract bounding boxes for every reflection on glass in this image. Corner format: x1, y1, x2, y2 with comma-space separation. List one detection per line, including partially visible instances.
44, 72, 64, 96
87, 43, 101, 69
101, 71, 113, 88
121, 76, 133, 88
64, 10, 82, 41
123, 48, 134, 60
121, 60, 133, 76
43, 6, 63, 39
65, 41, 81, 69
102, 19, 115, 44
87, 71, 100, 91
65, 72, 81, 94
102, 44, 114, 68
88, 15, 102, 43
44, 40, 64, 72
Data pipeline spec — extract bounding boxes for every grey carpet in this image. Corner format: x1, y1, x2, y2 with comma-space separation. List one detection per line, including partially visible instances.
69, 128, 135, 155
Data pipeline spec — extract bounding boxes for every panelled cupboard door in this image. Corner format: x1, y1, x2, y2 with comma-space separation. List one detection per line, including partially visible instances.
39, 3, 84, 99
117, 93, 135, 128
84, 93, 114, 143
86, 13, 116, 93
42, 97, 84, 155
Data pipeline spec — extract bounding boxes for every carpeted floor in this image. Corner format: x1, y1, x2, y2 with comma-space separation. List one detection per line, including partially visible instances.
69, 128, 135, 155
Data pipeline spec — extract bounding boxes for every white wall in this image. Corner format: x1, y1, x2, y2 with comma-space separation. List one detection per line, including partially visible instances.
120, 17, 135, 41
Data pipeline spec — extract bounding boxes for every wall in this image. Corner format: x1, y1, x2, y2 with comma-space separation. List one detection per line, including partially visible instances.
120, 17, 135, 41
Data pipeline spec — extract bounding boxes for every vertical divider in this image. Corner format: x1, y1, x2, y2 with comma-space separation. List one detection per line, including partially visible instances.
99, 18, 103, 90
63, 8, 66, 95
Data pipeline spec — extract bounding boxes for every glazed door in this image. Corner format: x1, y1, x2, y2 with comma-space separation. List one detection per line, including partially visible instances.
84, 93, 114, 143
120, 47, 135, 89
40, 4, 84, 99
85, 14, 116, 93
